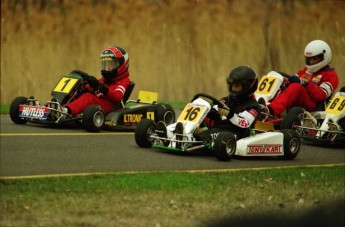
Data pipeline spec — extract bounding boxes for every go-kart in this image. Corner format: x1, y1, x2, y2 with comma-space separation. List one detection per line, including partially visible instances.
255, 70, 290, 128
9, 70, 175, 132
280, 86, 345, 144
135, 93, 300, 161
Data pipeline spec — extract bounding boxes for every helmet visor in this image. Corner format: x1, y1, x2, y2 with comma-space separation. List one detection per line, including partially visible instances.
227, 79, 243, 94
100, 57, 120, 72
305, 53, 324, 66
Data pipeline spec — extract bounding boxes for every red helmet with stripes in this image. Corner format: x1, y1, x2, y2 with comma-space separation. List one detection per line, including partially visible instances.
100, 46, 129, 81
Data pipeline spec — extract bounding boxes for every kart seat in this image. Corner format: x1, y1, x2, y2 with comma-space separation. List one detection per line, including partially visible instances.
113, 81, 136, 110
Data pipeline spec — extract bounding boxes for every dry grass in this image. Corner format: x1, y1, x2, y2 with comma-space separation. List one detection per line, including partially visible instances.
1, 0, 345, 104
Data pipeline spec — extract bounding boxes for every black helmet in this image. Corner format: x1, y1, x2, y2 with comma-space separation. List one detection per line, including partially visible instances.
100, 46, 129, 81
226, 66, 258, 98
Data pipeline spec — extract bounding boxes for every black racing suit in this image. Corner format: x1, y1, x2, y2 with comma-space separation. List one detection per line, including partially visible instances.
196, 94, 260, 141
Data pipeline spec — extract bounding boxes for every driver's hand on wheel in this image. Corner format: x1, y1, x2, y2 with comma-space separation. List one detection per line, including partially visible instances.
218, 107, 230, 118
87, 76, 100, 89
218, 100, 230, 118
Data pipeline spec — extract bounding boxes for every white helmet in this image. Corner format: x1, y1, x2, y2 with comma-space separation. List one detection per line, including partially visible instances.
304, 40, 332, 73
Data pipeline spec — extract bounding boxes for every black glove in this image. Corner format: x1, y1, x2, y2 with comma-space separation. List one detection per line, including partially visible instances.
288, 75, 308, 87
87, 76, 100, 89
288, 75, 301, 83
97, 83, 109, 95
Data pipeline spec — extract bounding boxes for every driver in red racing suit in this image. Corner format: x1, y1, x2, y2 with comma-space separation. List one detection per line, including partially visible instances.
265, 40, 339, 116
195, 65, 260, 140
64, 46, 131, 116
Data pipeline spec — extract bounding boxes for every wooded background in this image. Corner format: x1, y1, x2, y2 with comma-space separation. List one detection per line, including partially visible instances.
1, 0, 344, 104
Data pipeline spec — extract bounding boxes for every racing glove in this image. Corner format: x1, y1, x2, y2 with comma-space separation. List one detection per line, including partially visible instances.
289, 75, 308, 87
218, 107, 230, 118
218, 102, 230, 119
288, 75, 301, 83
87, 76, 100, 89
97, 83, 109, 95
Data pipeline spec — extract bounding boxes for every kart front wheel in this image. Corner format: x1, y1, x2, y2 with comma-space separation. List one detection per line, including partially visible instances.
82, 105, 105, 132
10, 96, 28, 124
135, 119, 156, 148
155, 104, 175, 125
213, 131, 236, 161
280, 129, 300, 160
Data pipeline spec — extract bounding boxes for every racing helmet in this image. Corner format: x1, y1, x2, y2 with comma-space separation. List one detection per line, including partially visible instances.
100, 46, 129, 81
304, 40, 332, 73
226, 66, 258, 98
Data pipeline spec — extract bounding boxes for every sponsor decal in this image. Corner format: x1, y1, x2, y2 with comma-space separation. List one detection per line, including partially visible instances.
247, 144, 283, 155
210, 132, 220, 140
238, 118, 249, 128
124, 114, 143, 124
104, 120, 115, 126
19, 106, 48, 119
311, 75, 322, 84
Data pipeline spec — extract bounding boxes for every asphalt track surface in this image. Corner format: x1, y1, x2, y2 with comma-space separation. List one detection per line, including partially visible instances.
1, 114, 344, 179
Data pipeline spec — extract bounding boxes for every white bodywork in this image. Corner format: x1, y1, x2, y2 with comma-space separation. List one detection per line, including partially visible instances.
236, 132, 284, 156
255, 71, 285, 103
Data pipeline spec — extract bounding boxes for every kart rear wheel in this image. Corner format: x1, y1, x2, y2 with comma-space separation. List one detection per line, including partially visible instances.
82, 105, 105, 132
281, 107, 304, 130
213, 131, 236, 161
135, 119, 156, 148
10, 96, 28, 124
279, 129, 300, 160
155, 104, 175, 125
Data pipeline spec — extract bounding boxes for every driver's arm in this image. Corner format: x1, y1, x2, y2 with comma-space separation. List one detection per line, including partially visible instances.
229, 107, 259, 128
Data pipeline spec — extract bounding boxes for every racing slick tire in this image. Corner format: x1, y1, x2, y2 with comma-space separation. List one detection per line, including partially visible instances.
279, 129, 300, 160
82, 105, 105, 132
281, 107, 304, 130
155, 104, 175, 125
10, 96, 28, 124
213, 131, 236, 162
135, 119, 157, 148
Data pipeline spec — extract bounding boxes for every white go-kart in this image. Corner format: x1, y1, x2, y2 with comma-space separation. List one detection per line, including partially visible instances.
135, 93, 300, 161
281, 86, 345, 144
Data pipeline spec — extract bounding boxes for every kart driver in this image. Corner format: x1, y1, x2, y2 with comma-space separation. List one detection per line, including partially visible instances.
195, 65, 261, 140
261, 40, 339, 117
58, 46, 131, 118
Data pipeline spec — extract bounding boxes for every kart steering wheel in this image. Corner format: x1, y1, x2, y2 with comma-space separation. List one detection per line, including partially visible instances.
191, 93, 229, 110
70, 70, 92, 80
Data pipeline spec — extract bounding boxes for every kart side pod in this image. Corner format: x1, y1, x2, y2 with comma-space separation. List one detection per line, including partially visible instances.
236, 132, 284, 156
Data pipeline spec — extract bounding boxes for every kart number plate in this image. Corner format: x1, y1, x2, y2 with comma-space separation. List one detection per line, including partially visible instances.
326, 96, 345, 114
53, 77, 79, 94
19, 105, 49, 119
177, 103, 207, 123
256, 76, 279, 95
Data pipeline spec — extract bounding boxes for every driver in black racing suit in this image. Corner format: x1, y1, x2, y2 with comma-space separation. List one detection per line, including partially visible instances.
195, 65, 260, 141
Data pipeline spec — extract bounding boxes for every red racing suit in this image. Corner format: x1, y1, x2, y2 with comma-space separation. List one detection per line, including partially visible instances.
67, 71, 131, 116
269, 66, 339, 116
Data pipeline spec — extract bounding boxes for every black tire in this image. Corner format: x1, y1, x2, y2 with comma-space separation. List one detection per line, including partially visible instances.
82, 105, 105, 132
281, 107, 304, 129
213, 131, 236, 161
279, 129, 300, 160
9, 96, 28, 124
135, 119, 157, 148
155, 104, 175, 125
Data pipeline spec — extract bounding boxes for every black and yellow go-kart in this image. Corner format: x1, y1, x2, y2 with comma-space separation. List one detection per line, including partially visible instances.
9, 70, 175, 132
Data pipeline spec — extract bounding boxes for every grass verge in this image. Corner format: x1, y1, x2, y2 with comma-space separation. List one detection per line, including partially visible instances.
1, 165, 344, 226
